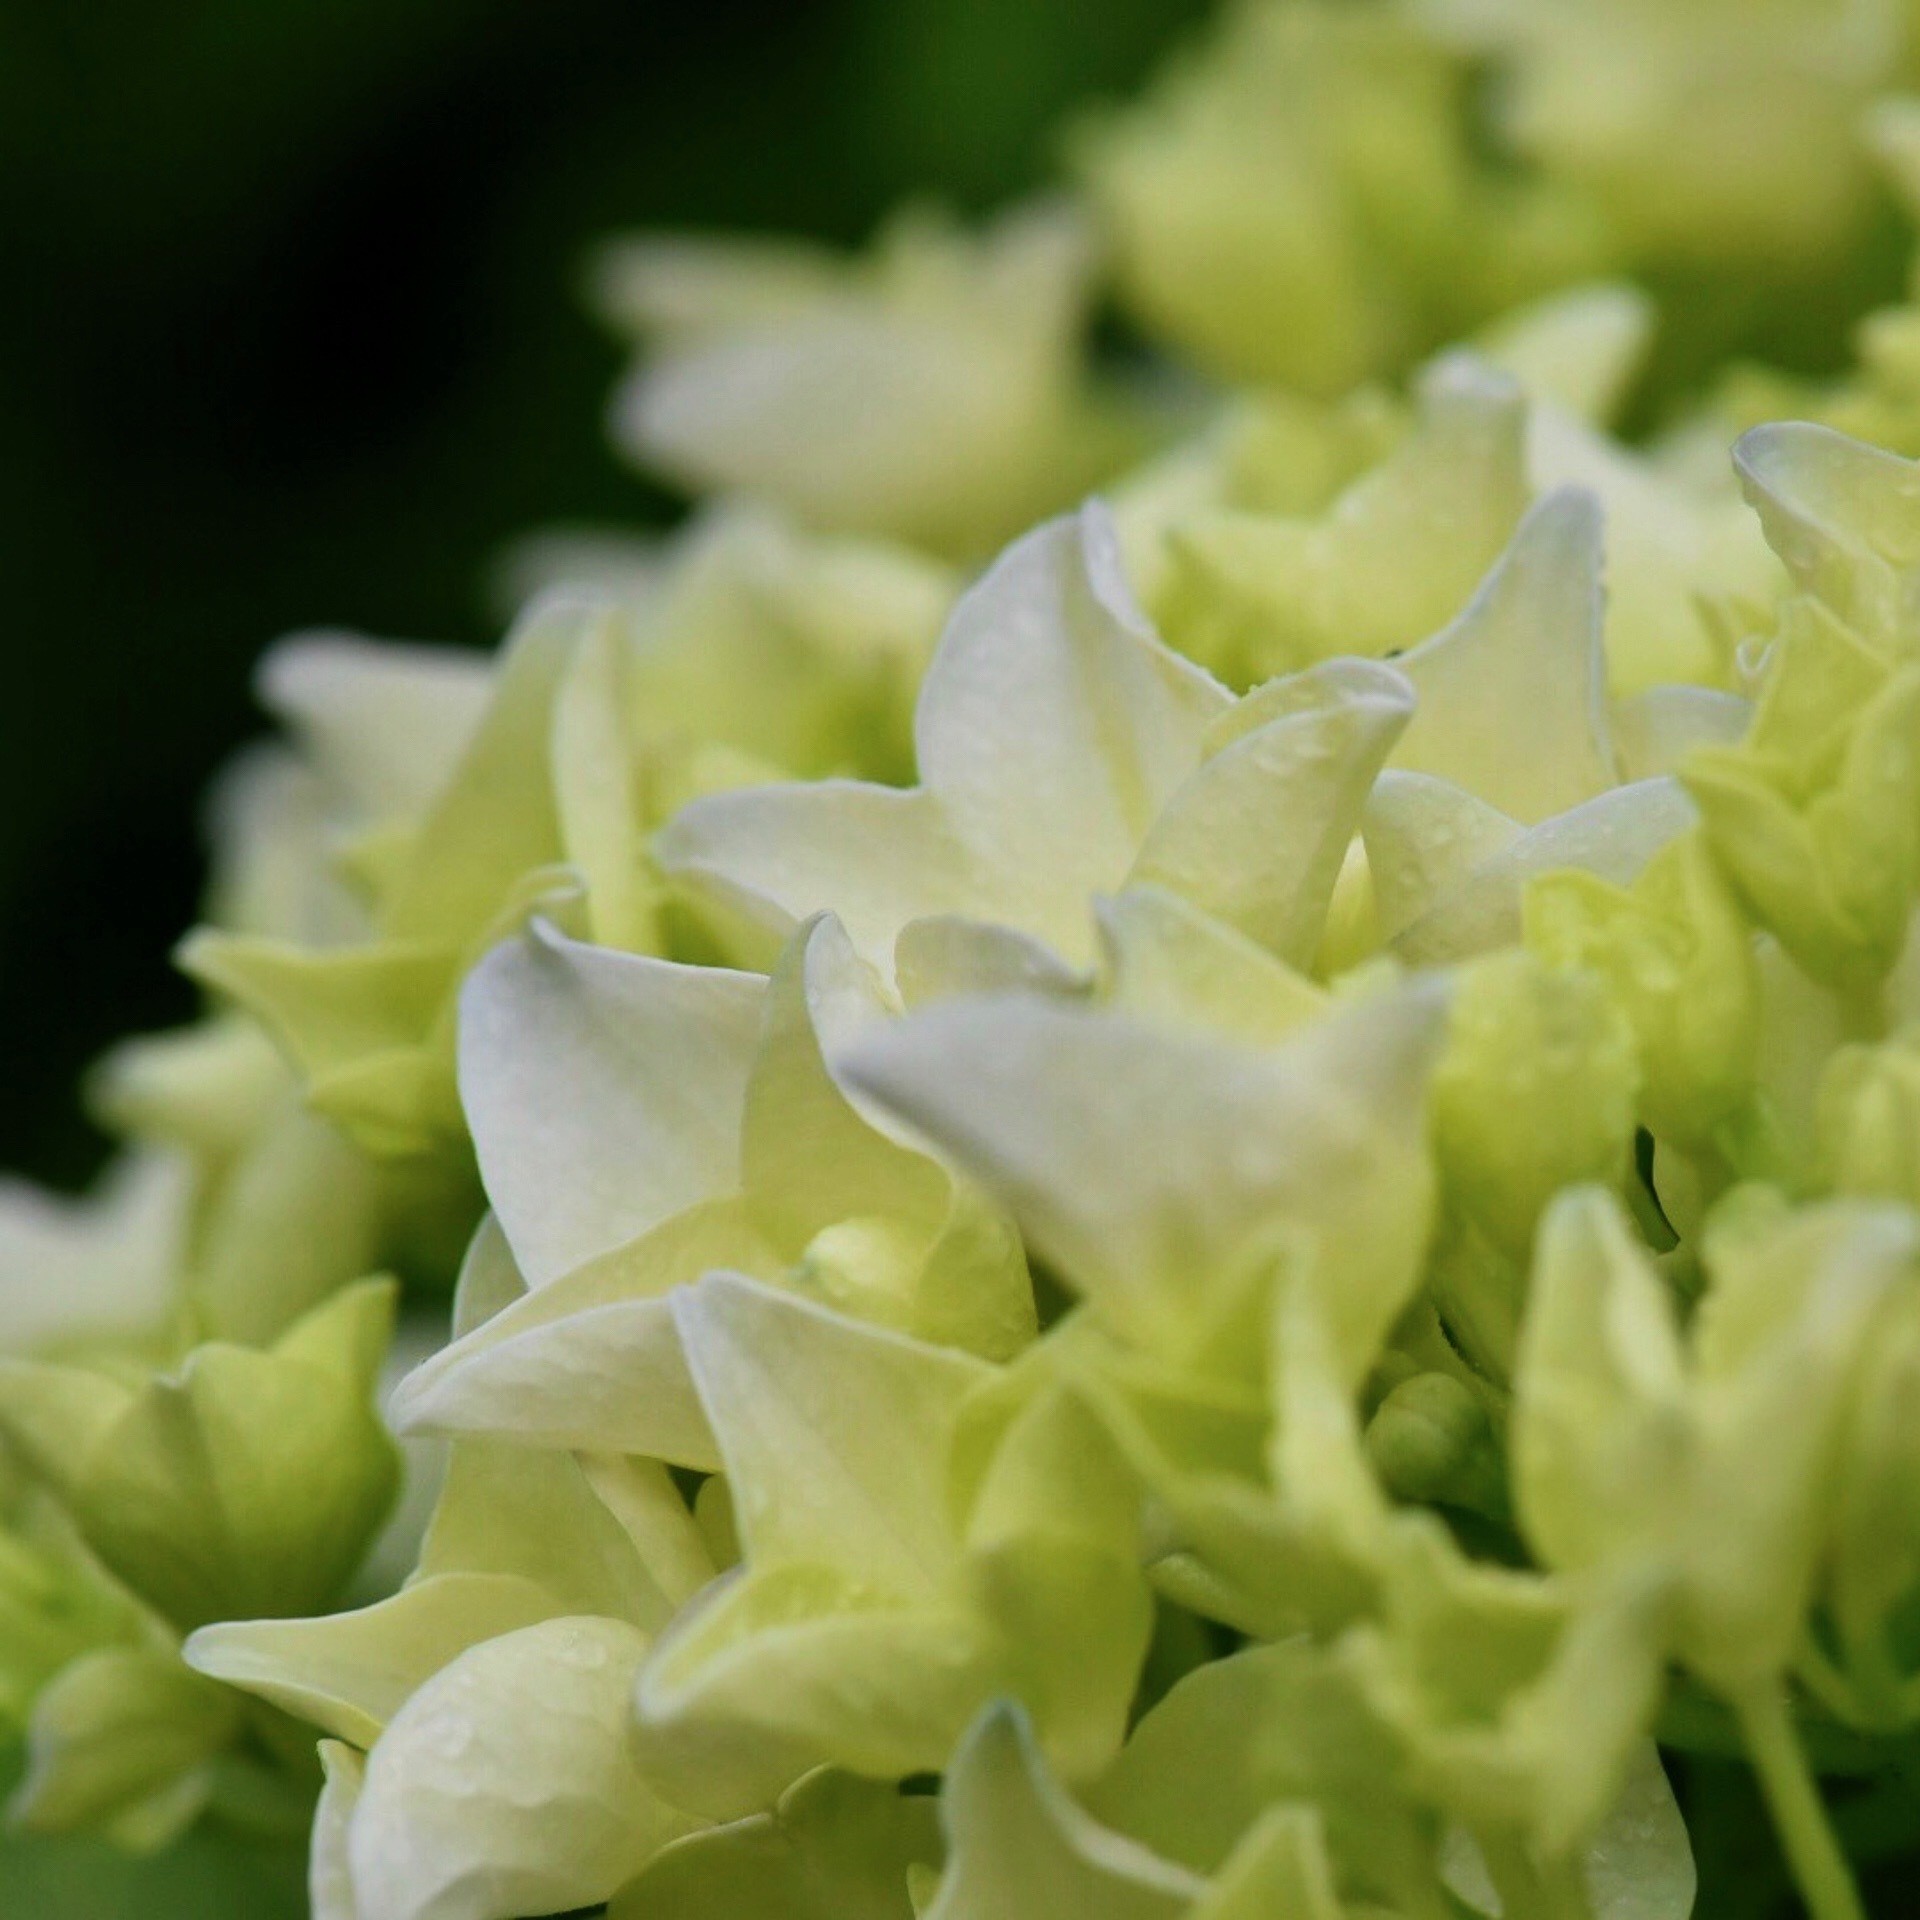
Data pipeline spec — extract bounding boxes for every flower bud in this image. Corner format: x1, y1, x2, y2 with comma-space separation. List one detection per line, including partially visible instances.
0, 1279, 399, 1631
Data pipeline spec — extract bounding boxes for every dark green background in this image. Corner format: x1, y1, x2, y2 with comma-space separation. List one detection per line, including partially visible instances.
0, 0, 1210, 1191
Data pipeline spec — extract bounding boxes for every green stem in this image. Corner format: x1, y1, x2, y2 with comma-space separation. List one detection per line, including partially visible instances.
1793, 1636, 1865, 1728
1659, 1677, 1889, 1775
1734, 1681, 1867, 1920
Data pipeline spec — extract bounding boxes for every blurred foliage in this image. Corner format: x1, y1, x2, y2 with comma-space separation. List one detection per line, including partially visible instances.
0, 1739, 306, 1914
0, 0, 1208, 1189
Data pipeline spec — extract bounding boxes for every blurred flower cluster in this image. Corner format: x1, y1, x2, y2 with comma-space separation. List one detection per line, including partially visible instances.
13, 2, 1920, 1916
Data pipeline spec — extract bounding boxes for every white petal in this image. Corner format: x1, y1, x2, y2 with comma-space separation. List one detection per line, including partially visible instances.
1361, 773, 1521, 948
658, 781, 974, 981
0, 1149, 191, 1353
842, 987, 1445, 1367
1131, 657, 1412, 965
1610, 685, 1751, 781
258, 633, 494, 825
914, 506, 1227, 924
458, 921, 763, 1285
347, 1618, 691, 1920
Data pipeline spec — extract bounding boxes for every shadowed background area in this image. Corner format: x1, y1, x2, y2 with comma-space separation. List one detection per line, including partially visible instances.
0, 0, 1208, 1188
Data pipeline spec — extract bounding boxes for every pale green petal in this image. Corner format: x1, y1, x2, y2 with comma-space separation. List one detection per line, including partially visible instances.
894, 916, 1090, 1008
0, 1512, 138, 1732
1086, 1638, 1440, 1912
924, 1703, 1205, 1920
257, 631, 493, 826
1064, 1357, 1360, 1640
1096, 887, 1329, 1045
0, 1280, 399, 1630
1390, 489, 1618, 824
9, 1644, 238, 1852
1685, 655, 1920, 992
1740, 938, 1850, 1186
1610, 687, 1751, 786
191, 1099, 384, 1345
672, 1271, 990, 1589
1473, 281, 1652, 426
842, 987, 1443, 1367
579, 1455, 722, 1616
1361, 774, 1521, 949
605, 502, 947, 793
1159, 358, 1527, 682
1582, 1743, 1696, 1920
1430, 950, 1640, 1259
0, 1149, 191, 1355
1131, 658, 1413, 966
1343, 1527, 1666, 1855
1520, 404, 1777, 696
183, 1571, 563, 1747
313, 1740, 366, 1920
1424, 0, 1884, 272
390, 1201, 776, 1471
1185, 1806, 1345, 1920
912, 506, 1224, 895
1387, 778, 1696, 965
636, 1284, 1134, 1819
1511, 1188, 1691, 1580
86, 1013, 287, 1164
175, 932, 463, 1148
449, 1212, 526, 1339
1519, 1188, 1914, 1693
414, 1440, 687, 1631
200, 741, 368, 944
742, 915, 943, 1250
1439, 1741, 1695, 1920
378, 597, 579, 943
1825, 1298, 1920, 1670
1265, 1269, 1398, 1549
1526, 832, 1759, 1149
959, 1382, 1154, 1772
661, 782, 973, 976
635, 1575, 995, 1820
551, 606, 658, 952
1733, 421, 1920, 643
177, 931, 451, 1059
1817, 1022, 1920, 1203
458, 921, 764, 1286
609, 204, 1103, 557
590, 230, 844, 342
663, 506, 1227, 975
610, 1767, 938, 1920
346, 1616, 693, 1920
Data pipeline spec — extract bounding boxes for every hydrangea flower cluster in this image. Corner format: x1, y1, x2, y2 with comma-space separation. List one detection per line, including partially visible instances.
11, 3, 1920, 1917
